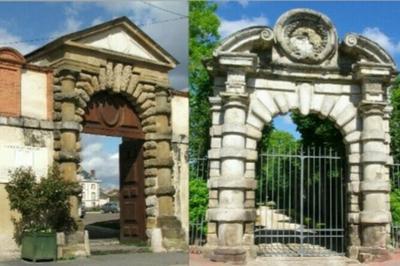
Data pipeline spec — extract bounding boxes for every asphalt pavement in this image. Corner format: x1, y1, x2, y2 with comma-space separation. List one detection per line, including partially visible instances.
0, 252, 188, 266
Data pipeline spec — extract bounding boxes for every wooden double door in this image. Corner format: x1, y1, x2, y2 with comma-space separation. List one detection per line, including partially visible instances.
83, 92, 146, 242
119, 139, 146, 242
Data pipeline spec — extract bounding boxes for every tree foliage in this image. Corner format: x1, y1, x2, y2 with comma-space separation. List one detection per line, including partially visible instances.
189, 178, 208, 222
390, 76, 400, 162
5, 167, 80, 244
189, 1, 220, 157
291, 111, 345, 154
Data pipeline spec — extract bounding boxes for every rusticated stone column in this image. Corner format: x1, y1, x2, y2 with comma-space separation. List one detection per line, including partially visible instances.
148, 87, 186, 251
206, 59, 257, 262
356, 64, 393, 261
57, 69, 80, 220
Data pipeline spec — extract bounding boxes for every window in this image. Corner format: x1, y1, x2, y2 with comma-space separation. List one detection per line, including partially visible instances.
91, 192, 95, 200
91, 184, 95, 190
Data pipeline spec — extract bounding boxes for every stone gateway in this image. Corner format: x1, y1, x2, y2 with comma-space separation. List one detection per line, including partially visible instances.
204, 9, 396, 263
0, 17, 188, 260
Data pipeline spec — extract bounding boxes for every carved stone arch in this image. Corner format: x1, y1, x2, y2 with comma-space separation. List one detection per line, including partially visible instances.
51, 60, 185, 253
205, 8, 396, 264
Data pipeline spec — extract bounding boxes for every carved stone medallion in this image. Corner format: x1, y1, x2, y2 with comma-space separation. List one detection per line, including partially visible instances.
274, 9, 338, 64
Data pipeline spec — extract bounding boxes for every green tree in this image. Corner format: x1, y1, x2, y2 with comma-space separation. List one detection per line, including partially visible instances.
189, 1, 220, 157
257, 130, 299, 204
390, 76, 400, 162
291, 111, 345, 154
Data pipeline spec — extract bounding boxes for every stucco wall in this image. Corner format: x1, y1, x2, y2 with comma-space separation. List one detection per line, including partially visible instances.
0, 49, 54, 260
0, 125, 54, 260
21, 69, 49, 120
171, 93, 189, 242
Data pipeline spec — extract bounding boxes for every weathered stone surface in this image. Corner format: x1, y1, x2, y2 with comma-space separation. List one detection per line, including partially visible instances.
204, 8, 395, 263
208, 208, 256, 222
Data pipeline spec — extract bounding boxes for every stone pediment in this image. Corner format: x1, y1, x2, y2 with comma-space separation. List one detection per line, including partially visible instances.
25, 17, 177, 71
77, 26, 157, 61
212, 9, 396, 72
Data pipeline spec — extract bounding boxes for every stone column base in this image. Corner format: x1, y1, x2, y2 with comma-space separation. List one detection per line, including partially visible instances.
203, 244, 257, 264
58, 226, 90, 259
358, 247, 392, 263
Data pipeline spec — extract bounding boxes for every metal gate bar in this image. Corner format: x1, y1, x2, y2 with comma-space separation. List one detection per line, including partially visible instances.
255, 146, 346, 257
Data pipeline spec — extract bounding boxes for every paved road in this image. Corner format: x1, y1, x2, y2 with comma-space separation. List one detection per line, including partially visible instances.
0, 252, 188, 266
83, 212, 119, 226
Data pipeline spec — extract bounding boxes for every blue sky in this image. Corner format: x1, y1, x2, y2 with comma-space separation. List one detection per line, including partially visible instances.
216, 1, 400, 139
3, 1, 400, 188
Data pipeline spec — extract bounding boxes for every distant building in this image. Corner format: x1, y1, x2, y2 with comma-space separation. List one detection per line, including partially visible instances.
78, 169, 101, 208
99, 191, 110, 206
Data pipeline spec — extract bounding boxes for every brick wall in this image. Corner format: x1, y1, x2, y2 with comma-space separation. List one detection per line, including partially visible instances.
0, 48, 24, 117
0, 47, 53, 120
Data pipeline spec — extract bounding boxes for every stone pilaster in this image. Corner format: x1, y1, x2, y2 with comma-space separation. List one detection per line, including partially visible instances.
206, 65, 257, 263
57, 70, 80, 219
149, 87, 186, 251
356, 63, 393, 261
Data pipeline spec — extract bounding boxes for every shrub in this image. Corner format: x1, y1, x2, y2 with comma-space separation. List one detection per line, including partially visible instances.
5, 167, 81, 244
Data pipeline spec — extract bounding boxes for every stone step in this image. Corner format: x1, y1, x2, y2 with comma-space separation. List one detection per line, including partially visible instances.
90, 238, 120, 246
89, 238, 151, 255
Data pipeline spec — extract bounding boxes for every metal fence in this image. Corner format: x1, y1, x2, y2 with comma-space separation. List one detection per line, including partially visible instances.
189, 153, 208, 247
188, 149, 400, 254
255, 146, 346, 257
391, 161, 400, 248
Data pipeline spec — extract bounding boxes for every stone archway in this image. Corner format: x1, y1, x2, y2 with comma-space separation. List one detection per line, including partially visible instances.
52, 62, 184, 251
25, 17, 187, 255
204, 9, 396, 263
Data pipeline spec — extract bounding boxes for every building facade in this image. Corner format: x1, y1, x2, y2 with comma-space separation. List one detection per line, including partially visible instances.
78, 170, 101, 208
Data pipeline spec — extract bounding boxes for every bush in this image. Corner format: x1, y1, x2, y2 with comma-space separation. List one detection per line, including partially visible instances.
391, 188, 400, 225
189, 178, 208, 222
5, 167, 81, 244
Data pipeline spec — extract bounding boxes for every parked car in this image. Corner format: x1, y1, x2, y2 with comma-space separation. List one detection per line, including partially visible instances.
101, 202, 120, 213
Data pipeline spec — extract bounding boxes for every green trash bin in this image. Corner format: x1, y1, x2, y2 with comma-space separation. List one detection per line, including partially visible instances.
21, 231, 57, 262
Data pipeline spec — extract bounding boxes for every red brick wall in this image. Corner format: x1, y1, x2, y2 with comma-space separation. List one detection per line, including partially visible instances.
0, 63, 21, 117
0, 48, 25, 118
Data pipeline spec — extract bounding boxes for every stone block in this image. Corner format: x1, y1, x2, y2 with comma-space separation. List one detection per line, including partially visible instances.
360, 210, 390, 224
158, 196, 174, 216
208, 208, 255, 222
23, 118, 40, 128
360, 180, 390, 192
208, 178, 257, 189
208, 222, 217, 234
246, 191, 255, 200
274, 94, 289, 114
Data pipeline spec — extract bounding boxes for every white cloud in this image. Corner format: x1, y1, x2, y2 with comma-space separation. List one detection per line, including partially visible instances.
95, 1, 188, 90
237, 0, 249, 7
50, 6, 83, 38
219, 16, 269, 38
0, 27, 37, 54
362, 27, 400, 55
81, 134, 121, 187
91, 17, 104, 26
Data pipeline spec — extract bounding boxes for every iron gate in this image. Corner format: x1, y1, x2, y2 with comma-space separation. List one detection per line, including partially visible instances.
255, 146, 347, 257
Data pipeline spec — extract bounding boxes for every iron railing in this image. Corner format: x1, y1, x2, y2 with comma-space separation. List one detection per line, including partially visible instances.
255, 146, 346, 257
189, 154, 208, 246
391, 162, 400, 248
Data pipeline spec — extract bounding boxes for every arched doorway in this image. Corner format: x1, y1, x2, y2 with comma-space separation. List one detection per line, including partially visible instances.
204, 8, 396, 263
254, 113, 348, 257
82, 91, 146, 242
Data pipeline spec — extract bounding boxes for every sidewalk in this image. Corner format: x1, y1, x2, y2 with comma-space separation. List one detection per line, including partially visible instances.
0, 252, 188, 266
189, 251, 400, 266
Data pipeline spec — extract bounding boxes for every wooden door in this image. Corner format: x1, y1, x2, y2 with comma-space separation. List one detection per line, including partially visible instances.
119, 139, 146, 242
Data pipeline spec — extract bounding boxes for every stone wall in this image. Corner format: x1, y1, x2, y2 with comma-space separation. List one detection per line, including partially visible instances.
171, 91, 189, 242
